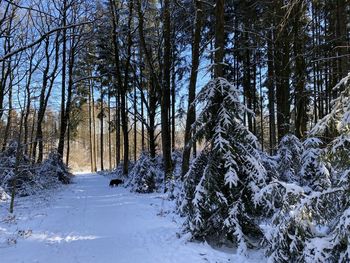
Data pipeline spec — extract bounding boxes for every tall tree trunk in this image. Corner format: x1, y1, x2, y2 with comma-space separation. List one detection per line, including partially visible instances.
9, 110, 24, 214
242, 30, 253, 131
134, 85, 137, 162
293, 2, 307, 138
120, 93, 128, 175
259, 61, 264, 151
214, 0, 225, 79
182, 0, 202, 177
28, 109, 36, 160
137, 0, 160, 160
161, 0, 172, 184
108, 89, 112, 170
109, 0, 133, 175
149, 77, 157, 159
210, 0, 226, 143
171, 27, 176, 151
121, 2, 133, 175
32, 34, 59, 163
171, 72, 176, 150
0, 8, 13, 122
59, 24, 76, 163
23, 50, 37, 155
311, 3, 318, 125
115, 90, 120, 166
88, 81, 94, 172
335, 0, 348, 87
267, 29, 276, 154
58, 0, 67, 157
91, 84, 97, 171
138, 46, 145, 153
2, 80, 12, 151
0, 57, 6, 121
275, 4, 291, 141
141, 80, 145, 152
100, 87, 104, 171
66, 125, 70, 165
35, 40, 50, 163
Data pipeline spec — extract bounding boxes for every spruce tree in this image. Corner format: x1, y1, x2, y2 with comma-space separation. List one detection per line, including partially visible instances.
181, 77, 267, 252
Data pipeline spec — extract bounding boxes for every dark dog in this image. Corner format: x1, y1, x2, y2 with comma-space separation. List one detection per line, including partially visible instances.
109, 179, 123, 187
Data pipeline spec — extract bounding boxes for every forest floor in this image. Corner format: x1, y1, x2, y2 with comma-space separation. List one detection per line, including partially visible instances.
0, 173, 264, 263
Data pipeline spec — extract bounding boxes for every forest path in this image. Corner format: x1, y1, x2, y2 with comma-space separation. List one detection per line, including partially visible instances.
1, 173, 262, 263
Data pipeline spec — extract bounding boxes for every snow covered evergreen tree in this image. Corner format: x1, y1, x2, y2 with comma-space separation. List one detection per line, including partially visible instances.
300, 138, 331, 192
326, 134, 350, 172
180, 78, 267, 252
258, 171, 350, 262
257, 74, 350, 262
127, 153, 163, 193
276, 134, 304, 183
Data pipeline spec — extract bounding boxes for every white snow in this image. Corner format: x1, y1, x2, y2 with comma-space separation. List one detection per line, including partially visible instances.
0, 186, 10, 202
0, 173, 265, 263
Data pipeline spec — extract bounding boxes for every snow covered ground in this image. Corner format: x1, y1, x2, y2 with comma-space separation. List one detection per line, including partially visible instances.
0, 173, 265, 263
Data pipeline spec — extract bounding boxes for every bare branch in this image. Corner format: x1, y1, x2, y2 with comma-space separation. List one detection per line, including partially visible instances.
0, 20, 94, 62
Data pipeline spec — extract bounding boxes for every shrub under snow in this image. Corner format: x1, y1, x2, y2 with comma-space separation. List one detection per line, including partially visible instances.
0, 140, 38, 196
36, 151, 72, 187
127, 152, 163, 193
0, 141, 72, 198
122, 151, 183, 194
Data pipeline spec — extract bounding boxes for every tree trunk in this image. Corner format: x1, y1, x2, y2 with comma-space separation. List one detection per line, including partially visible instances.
275, 5, 291, 142
66, 124, 70, 166
23, 50, 37, 155
58, 21, 76, 163
109, 0, 133, 175
141, 81, 145, 152
58, 0, 67, 157
161, 0, 172, 184
100, 87, 104, 171
267, 29, 276, 154
91, 84, 97, 171
134, 85, 137, 162
88, 81, 94, 172
28, 109, 36, 160
171, 26, 176, 151
293, 2, 307, 139
33, 34, 59, 163
108, 89, 112, 170
214, 0, 225, 79
2, 80, 12, 151
181, 0, 202, 177
115, 90, 120, 166
9, 110, 24, 214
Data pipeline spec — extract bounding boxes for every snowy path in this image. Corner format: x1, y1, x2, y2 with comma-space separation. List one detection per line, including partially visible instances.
0, 173, 264, 263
